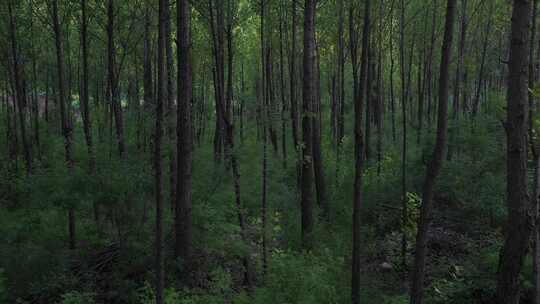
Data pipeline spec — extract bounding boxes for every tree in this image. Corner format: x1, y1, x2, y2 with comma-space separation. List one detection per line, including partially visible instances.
154, 0, 167, 301
52, 0, 77, 250
175, 0, 193, 269
409, 0, 457, 303
7, 0, 32, 175
301, 0, 316, 250
496, 0, 534, 303
80, 0, 95, 173
313, 41, 327, 218
107, 0, 126, 159
351, 0, 370, 302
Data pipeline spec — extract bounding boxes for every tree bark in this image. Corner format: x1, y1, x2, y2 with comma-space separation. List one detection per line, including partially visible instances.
313, 41, 327, 218
530, 2, 540, 303
175, 0, 193, 270
290, 0, 299, 149
409, 1, 456, 303
472, 1, 494, 118
301, 0, 316, 250
81, 0, 96, 173
351, 0, 370, 302
496, 1, 534, 303
7, 1, 32, 175
155, 0, 167, 302
107, 0, 126, 159
166, 0, 177, 213
52, 0, 76, 250
447, 0, 467, 160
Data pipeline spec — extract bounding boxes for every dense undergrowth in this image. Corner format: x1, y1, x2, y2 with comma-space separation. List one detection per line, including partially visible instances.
0, 95, 518, 303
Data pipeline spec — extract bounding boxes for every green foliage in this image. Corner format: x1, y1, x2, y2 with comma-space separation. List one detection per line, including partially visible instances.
404, 192, 421, 240
249, 249, 347, 304
57, 291, 95, 304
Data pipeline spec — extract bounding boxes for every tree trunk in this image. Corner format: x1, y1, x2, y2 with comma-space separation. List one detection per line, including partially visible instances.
7, 1, 32, 175
313, 41, 327, 219
472, 1, 494, 118
389, 1, 396, 143
351, 0, 370, 302
495, 1, 534, 304
447, 0, 467, 161
52, 0, 76, 250
155, 0, 167, 302
409, 1, 456, 303
530, 2, 540, 303
301, 0, 316, 250
81, 0, 96, 173
143, 1, 153, 151
399, 0, 408, 270
165, 0, 177, 214
279, 2, 287, 169
290, 0, 299, 149
209, 0, 252, 288
175, 0, 193, 270
108, 0, 126, 159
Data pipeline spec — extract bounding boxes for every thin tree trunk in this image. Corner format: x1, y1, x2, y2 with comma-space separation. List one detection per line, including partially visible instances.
301, 0, 316, 250
81, 0, 96, 173
279, 2, 287, 169
409, 1, 456, 303
7, 1, 32, 175
447, 0, 467, 161
290, 0, 301, 189
389, 1, 396, 143
313, 41, 327, 218
472, 1, 494, 118
531, 2, 540, 303
399, 0, 408, 270
175, 0, 193, 269
143, 1, 153, 151
155, 0, 167, 302
52, 0, 76, 250
165, 0, 177, 213
352, 0, 370, 302
210, 0, 252, 288
108, 0, 126, 159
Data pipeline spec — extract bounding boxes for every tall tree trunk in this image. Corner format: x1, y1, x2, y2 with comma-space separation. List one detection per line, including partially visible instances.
166, 0, 177, 213
496, 1, 534, 304
108, 0, 126, 159
155, 0, 167, 302
143, 2, 153, 151
7, 1, 32, 175
52, 0, 76, 250
351, 0, 370, 302
279, 2, 287, 169
81, 0, 96, 173
425, 1, 438, 129
313, 41, 327, 218
365, 45, 373, 161
335, 0, 346, 183
175, 0, 193, 270
399, 0, 408, 270
301, 0, 316, 250
409, 1, 456, 303
210, 0, 252, 288
447, 0, 467, 161
530, 2, 540, 303
29, 1, 40, 161
290, 0, 299, 149
389, 1, 396, 143
472, 1, 494, 118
